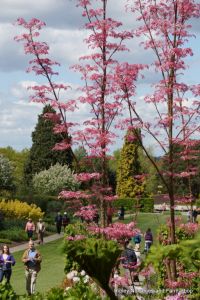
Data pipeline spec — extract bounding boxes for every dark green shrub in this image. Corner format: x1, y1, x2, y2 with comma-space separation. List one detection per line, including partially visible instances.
113, 196, 154, 213
139, 195, 154, 212
112, 198, 134, 211
0, 228, 31, 242
45, 223, 57, 233
46, 287, 66, 300
0, 238, 12, 244
3, 218, 26, 230
0, 281, 17, 299
46, 200, 64, 214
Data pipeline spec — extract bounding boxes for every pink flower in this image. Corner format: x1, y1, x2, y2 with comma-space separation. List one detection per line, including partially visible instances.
75, 173, 101, 182
66, 235, 86, 241
89, 222, 138, 242
74, 205, 98, 221
59, 191, 93, 200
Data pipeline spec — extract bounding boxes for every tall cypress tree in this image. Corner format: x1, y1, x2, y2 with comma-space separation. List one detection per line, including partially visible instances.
116, 129, 144, 198
24, 105, 73, 185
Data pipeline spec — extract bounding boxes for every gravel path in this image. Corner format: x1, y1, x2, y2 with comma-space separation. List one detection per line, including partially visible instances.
10, 232, 64, 253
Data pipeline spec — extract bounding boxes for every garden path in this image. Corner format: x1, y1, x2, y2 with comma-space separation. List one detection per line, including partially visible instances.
10, 232, 64, 253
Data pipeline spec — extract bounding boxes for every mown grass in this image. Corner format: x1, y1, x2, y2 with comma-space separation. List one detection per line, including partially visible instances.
120, 212, 187, 249
11, 238, 65, 296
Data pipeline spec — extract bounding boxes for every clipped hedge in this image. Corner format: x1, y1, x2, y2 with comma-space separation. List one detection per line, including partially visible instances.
113, 195, 154, 213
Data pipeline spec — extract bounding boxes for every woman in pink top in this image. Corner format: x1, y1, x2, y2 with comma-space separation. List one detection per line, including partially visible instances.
25, 218, 36, 240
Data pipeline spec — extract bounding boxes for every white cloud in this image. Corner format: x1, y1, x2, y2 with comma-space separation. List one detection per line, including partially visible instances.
0, 0, 200, 152
0, 81, 43, 150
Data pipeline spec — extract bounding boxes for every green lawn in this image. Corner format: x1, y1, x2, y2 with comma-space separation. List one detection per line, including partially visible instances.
11, 239, 65, 296
122, 212, 187, 247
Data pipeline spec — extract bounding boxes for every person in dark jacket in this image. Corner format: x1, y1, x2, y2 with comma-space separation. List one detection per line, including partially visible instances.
118, 206, 125, 220
121, 240, 139, 282
192, 209, 198, 223
55, 212, 63, 234
62, 212, 70, 231
144, 228, 153, 252
121, 240, 137, 270
0, 245, 16, 283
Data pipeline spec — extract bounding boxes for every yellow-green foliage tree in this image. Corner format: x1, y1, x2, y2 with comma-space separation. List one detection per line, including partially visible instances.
0, 199, 44, 220
116, 130, 144, 198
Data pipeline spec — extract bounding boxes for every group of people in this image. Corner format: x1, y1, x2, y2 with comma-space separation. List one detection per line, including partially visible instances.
54, 212, 70, 234
25, 212, 70, 243
0, 241, 42, 296
132, 228, 153, 253
25, 218, 45, 244
121, 228, 153, 283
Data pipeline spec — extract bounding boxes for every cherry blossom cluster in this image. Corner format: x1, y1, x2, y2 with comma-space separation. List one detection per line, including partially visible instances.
89, 222, 138, 242
59, 191, 93, 200
74, 204, 98, 221
75, 172, 101, 182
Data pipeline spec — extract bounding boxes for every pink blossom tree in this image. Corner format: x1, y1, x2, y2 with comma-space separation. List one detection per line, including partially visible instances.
14, 1, 142, 227
15, 0, 200, 289
70, 0, 144, 226
113, 0, 200, 279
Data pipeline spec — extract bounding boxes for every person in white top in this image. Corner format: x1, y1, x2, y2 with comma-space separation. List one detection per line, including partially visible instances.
36, 219, 45, 244
134, 244, 141, 265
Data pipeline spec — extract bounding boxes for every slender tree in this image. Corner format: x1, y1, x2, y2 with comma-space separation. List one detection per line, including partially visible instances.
24, 105, 73, 185
15, 2, 141, 227
113, 0, 200, 280
116, 129, 144, 198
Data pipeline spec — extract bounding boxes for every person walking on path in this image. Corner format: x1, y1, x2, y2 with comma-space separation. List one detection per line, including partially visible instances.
22, 240, 42, 296
192, 209, 198, 223
107, 204, 115, 225
55, 212, 63, 234
144, 228, 153, 253
25, 218, 36, 240
132, 233, 142, 246
62, 212, 70, 231
36, 218, 45, 244
121, 239, 138, 283
118, 205, 125, 220
134, 244, 141, 265
187, 210, 192, 223
0, 245, 15, 283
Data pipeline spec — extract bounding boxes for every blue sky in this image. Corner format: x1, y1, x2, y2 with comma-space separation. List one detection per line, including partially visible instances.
0, 0, 200, 154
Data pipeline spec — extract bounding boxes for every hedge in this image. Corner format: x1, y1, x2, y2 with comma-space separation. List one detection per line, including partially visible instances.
113, 195, 154, 213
